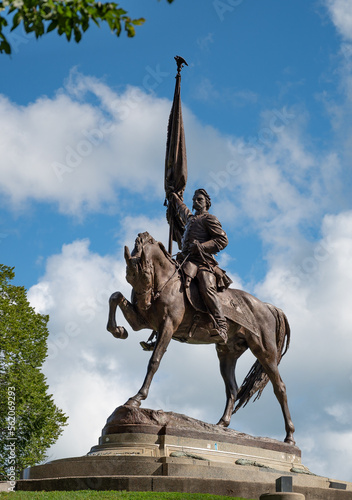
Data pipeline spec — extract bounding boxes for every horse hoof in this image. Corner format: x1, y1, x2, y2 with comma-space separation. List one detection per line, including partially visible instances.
109, 291, 124, 305
284, 437, 296, 446
124, 397, 141, 408
108, 326, 128, 339
216, 419, 229, 428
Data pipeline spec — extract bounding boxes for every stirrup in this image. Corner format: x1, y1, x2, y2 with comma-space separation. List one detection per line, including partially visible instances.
140, 341, 156, 351
140, 329, 157, 351
210, 330, 228, 343
218, 329, 228, 343
210, 324, 228, 343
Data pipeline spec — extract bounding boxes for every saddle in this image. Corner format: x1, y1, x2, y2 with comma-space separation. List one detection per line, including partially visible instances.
185, 279, 261, 337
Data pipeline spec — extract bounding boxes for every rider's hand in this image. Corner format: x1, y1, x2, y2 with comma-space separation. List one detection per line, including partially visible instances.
168, 191, 178, 202
189, 240, 200, 254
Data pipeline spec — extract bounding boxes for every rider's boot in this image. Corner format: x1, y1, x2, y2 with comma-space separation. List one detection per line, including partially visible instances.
198, 270, 228, 344
212, 318, 228, 343
140, 340, 156, 351
140, 330, 157, 351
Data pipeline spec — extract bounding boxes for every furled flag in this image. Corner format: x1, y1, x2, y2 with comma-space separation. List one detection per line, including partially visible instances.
165, 56, 188, 254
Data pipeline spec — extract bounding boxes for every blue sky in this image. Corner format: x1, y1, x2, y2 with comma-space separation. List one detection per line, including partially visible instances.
1, 0, 352, 484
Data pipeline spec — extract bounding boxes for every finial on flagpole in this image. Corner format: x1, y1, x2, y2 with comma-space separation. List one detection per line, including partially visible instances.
174, 55, 188, 76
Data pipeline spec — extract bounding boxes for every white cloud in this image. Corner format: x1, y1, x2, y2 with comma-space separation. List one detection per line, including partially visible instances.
196, 33, 214, 51
26, 209, 352, 482
28, 237, 147, 459
0, 93, 117, 215
27, 225, 227, 461
0, 70, 254, 218
119, 215, 169, 251
205, 106, 344, 261
326, 0, 352, 41
0, 69, 341, 242
301, 430, 352, 482
0, 72, 170, 216
193, 77, 257, 106
45, 368, 132, 460
324, 0, 352, 136
9, 70, 352, 483
254, 210, 352, 480
326, 403, 352, 425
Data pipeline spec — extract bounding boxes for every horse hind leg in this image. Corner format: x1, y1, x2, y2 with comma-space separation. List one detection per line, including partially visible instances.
257, 356, 295, 445
216, 344, 240, 427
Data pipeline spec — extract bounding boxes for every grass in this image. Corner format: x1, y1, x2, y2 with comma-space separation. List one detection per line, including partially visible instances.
0, 492, 252, 499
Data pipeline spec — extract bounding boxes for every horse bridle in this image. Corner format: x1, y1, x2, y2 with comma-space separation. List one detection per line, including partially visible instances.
134, 252, 181, 309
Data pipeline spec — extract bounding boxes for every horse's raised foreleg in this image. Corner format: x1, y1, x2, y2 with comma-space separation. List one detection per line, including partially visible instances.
216, 344, 240, 427
125, 316, 174, 408
107, 292, 147, 339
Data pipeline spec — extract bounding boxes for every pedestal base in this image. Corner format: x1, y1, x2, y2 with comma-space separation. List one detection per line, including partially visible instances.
261, 495, 305, 500
17, 407, 352, 500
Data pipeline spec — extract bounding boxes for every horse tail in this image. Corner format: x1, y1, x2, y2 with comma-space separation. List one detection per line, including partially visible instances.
233, 304, 290, 413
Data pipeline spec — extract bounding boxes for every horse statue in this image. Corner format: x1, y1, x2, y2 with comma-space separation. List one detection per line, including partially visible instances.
107, 232, 295, 445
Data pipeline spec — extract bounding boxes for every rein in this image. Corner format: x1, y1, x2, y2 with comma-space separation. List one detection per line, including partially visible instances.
153, 252, 190, 300
153, 266, 179, 301
135, 249, 189, 306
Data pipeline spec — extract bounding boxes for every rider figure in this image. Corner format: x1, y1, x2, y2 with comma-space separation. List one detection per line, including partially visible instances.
172, 188, 232, 343
140, 188, 231, 351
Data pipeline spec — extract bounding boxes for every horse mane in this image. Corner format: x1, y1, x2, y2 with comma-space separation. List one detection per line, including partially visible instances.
132, 232, 177, 268
157, 241, 177, 267
132, 232, 157, 257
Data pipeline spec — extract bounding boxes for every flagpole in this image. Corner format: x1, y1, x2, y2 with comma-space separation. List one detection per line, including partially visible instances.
168, 219, 174, 255
165, 55, 188, 256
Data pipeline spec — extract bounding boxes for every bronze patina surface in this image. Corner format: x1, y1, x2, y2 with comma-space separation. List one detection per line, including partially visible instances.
107, 57, 295, 446
107, 232, 295, 445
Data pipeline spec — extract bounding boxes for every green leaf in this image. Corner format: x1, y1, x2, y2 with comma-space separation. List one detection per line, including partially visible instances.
132, 17, 145, 26
11, 11, 21, 29
125, 20, 135, 38
0, 38, 11, 53
0, 13, 8, 28
0, 0, 172, 55
0, 265, 67, 479
73, 25, 81, 41
46, 19, 57, 32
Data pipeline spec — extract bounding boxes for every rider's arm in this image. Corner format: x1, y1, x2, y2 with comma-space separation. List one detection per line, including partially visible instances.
169, 192, 191, 223
201, 215, 228, 254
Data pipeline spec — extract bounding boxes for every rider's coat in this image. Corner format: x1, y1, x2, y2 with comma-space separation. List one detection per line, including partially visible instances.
173, 197, 232, 290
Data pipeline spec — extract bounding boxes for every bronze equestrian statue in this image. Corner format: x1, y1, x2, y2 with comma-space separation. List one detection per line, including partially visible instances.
107, 232, 296, 445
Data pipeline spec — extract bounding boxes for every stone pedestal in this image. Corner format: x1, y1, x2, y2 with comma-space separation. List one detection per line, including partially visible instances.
89, 405, 303, 473
17, 406, 352, 500
261, 495, 305, 500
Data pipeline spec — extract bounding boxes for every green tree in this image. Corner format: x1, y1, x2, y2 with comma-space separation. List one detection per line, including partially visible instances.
0, 265, 67, 480
0, 0, 174, 54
